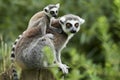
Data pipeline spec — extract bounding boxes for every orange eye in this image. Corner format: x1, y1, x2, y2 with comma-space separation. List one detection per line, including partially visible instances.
66, 23, 72, 28
75, 23, 79, 28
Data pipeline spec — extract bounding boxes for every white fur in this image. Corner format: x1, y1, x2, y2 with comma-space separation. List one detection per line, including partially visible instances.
15, 39, 19, 42
19, 35, 22, 38
44, 6, 49, 11
12, 45, 15, 48
11, 51, 14, 54
60, 17, 66, 23
56, 3, 60, 8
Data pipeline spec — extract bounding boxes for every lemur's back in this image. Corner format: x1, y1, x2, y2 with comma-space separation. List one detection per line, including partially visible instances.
28, 11, 50, 29
15, 27, 42, 69
29, 11, 45, 21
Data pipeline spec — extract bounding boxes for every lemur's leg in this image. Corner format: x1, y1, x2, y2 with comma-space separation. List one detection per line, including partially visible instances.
38, 18, 47, 35
54, 49, 69, 74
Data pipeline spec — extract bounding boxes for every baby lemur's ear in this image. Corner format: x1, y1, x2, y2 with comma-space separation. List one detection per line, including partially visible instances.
56, 3, 60, 8
44, 7, 49, 13
59, 17, 65, 24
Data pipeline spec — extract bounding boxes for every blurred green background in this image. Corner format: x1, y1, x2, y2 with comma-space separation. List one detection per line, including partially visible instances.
0, 0, 120, 80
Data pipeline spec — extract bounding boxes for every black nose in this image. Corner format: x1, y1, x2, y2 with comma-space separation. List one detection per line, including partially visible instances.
52, 14, 57, 17
70, 30, 76, 33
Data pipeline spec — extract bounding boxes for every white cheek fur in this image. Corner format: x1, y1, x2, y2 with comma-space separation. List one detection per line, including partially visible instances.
62, 25, 68, 33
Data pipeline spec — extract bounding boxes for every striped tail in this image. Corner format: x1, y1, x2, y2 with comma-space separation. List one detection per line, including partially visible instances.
10, 35, 21, 60
11, 63, 19, 80
10, 34, 22, 80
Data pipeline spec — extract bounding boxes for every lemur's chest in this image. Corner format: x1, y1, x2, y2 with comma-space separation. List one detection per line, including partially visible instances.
54, 33, 67, 48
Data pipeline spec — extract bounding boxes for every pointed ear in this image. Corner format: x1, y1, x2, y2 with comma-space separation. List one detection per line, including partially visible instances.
56, 3, 60, 8
44, 7, 49, 13
59, 17, 65, 24
79, 17, 85, 24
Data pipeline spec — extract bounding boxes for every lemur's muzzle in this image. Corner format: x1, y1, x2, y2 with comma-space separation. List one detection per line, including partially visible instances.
52, 14, 57, 17
50, 11, 57, 17
70, 30, 77, 33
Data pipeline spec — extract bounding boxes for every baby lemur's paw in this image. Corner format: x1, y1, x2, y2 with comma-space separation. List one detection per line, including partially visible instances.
57, 63, 69, 74
45, 34, 54, 40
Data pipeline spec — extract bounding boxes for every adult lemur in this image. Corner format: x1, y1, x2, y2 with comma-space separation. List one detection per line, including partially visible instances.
10, 3, 60, 80
12, 14, 85, 76
47, 14, 85, 73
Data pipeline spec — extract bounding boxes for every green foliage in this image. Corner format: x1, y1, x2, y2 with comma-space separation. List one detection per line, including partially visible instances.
0, 0, 120, 80
0, 37, 11, 73
43, 46, 54, 64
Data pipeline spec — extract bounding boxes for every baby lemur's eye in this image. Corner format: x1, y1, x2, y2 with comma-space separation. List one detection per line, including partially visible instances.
75, 23, 79, 28
50, 11, 55, 14
66, 23, 72, 28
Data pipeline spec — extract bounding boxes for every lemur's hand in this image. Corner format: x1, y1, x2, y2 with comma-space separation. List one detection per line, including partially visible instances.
57, 63, 69, 74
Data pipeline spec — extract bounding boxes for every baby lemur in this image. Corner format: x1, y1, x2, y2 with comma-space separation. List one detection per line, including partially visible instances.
27, 3, 60, 32
10, 3, 60, 80
13, 14, 85, 76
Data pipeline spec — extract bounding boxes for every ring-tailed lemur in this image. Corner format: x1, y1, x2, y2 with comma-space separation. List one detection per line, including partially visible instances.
10, 3, 60, 80
47, 14, 85, 74
11, 14, 85, 76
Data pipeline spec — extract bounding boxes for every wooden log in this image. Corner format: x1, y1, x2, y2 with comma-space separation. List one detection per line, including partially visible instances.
20, 69, 56, 80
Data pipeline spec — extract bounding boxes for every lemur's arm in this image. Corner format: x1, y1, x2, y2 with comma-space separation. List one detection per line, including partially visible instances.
49, 18, 62, 33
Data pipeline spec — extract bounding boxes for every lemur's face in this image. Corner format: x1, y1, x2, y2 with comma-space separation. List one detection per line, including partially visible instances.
59, 14, 85, 34
44, 3, 60, 18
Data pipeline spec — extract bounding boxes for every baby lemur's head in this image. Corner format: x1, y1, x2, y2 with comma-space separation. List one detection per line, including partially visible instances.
44, 3, 60, 18
59, 14, 85, 35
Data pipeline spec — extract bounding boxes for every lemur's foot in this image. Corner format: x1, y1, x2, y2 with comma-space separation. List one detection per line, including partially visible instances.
45, 34, 54, 40
57, 63, 69, 74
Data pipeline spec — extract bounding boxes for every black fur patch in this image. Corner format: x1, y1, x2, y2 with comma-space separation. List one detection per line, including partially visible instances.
14, 41, 17, 45
11, 53, 15, 57
12, 69, 17, 72
12, 47, 15, 51
49, 5, 57, 9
